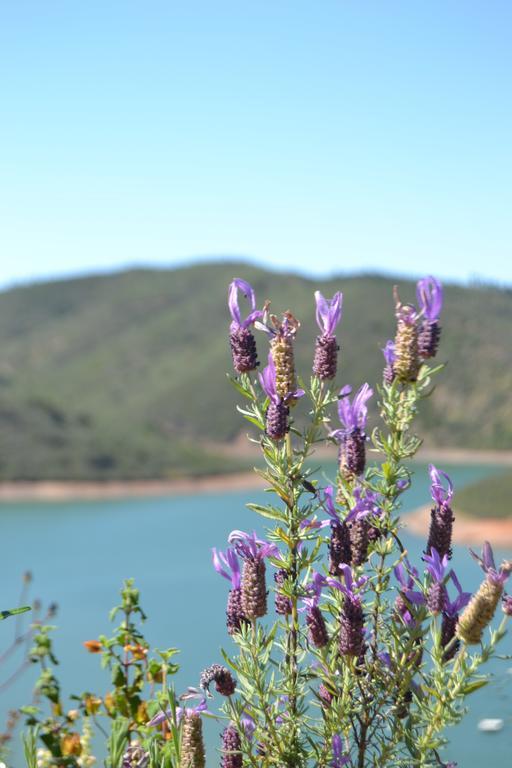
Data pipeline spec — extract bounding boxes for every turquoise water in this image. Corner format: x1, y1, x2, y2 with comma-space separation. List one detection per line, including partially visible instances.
1, 462, 511, 766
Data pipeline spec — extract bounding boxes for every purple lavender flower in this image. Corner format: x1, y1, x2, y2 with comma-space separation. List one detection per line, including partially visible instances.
426, 464, 455, 560
344, 486, 383, 566
331, 734, 350, 767
313, 290, 342, 380
274, 568, 292, 615
332, 383, 373, 480
441, 571, 471, 661
302, 572, 329, 648
199, 664, 236, 697
221, 724, 242, 768
228, 279, 263, 373
259, 354, 304, 440
393, 559, 423, 626
212, 547, 249, 635
382, 340, 396, 385
228, 530, 278, 620
416, 276, 443, 358
423, 548, 450, 614
323, 486, 352, 574
327, 565, 367, 657
457, 542, 512, 645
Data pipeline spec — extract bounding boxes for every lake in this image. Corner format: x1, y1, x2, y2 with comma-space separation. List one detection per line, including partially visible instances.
1, 462, 511, 766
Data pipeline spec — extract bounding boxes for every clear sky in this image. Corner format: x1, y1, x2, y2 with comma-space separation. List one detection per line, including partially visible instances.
1, 1, 511, 288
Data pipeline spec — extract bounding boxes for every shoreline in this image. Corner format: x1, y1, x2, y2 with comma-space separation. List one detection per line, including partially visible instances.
405, 505, 512, 547
0, 447, 511, 503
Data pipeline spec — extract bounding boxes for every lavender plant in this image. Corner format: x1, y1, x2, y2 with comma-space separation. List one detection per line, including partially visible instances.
18, 276, 512, 768
203, 276, 512, 768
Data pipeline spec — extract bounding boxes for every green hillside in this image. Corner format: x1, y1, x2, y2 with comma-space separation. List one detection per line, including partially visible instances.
456, 471, 512, 519
0, 262, 510, 480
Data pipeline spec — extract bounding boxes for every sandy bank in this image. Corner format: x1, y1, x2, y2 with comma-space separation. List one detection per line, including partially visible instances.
405, 505, 512, 547
0, 447, 511, 503
0, 472, 266, 502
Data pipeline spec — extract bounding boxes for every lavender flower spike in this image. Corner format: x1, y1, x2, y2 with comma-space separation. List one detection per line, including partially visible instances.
323, 486, 351, 574
212, 547, 248, 635
426, 464, 455, 560
259, 354, 304, 440
327, 565, 367, 657
423, 548, 449, 614
457, 542, 512, 645
228, 530, 278, 620
441, 571, 471, 661
417, 276, 443, 358
332, 383, 373, 480
228, 278, 263, 373
313, 290, 342, 380
302, 572, 329, 648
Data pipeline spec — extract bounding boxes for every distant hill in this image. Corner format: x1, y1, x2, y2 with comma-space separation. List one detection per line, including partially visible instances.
0, 262, 510, 481
456, 471, 512, 519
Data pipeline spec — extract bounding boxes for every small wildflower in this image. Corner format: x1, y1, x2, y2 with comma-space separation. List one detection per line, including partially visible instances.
83, 640, 102, 653
313, 290, 342, 380
122, 745, 149, 768
60, 733, 82, 757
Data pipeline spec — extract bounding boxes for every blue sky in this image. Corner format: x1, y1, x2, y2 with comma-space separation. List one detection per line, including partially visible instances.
1, 1, 511, 288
